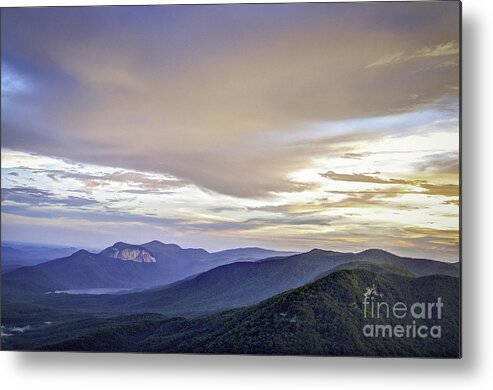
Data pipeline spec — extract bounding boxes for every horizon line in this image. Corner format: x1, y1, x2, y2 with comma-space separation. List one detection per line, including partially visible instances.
1, 238, 459, 263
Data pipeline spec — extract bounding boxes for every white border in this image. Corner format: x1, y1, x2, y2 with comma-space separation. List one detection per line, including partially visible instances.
2, 0, 491, 389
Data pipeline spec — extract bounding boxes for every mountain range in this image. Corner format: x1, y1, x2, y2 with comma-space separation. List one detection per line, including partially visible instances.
98, 247, 459, 317
1, 242, 79, 273
0, 240, 460, 356
2, 241, 297, 294
2, 242, 458, 323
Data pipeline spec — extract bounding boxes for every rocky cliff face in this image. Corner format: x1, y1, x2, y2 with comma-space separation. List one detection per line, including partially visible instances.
102, 243, 156, 263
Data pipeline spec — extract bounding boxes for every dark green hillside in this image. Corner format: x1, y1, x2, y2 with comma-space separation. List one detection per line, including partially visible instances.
4, 270, 459, 357
193, 271, 459, 357
313, 261, 419, 281
352, 249, 459, 277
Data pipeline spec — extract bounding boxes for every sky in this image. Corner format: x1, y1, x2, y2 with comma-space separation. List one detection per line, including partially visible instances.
1, 2, 460, 260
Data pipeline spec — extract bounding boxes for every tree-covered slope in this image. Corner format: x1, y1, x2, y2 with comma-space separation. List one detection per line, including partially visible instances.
3, 269, 459, 357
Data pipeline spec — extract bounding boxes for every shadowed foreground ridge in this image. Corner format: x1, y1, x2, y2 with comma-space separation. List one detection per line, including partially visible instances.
7, 269, 459, 357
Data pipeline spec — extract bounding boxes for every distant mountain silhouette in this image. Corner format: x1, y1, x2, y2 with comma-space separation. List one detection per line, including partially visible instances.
2, 241, 297, 293
1, 242, 79, 272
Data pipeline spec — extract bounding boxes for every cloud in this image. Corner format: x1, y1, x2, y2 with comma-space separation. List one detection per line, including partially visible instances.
367, 40, 459, 67
341, 152, 370, 160
414, 152, 459, 174
18, 167, 186, 194
0, 4, 460, 260
1, 62, 32, 96
248, 190, 422, 218
321, 171, 459, 198
418, 183, 459, 197
397, 226, 459, 245
1, 3, 459, 197
181, 216, 333, 234
1, 186, 99, 207
245, 216, 331, 227
320, 171, 422, 185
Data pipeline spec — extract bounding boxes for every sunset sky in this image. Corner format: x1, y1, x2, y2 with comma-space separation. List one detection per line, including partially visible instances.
1, 2, 460, 260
